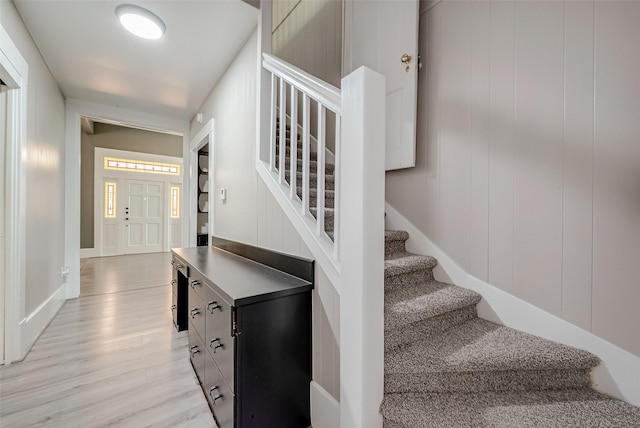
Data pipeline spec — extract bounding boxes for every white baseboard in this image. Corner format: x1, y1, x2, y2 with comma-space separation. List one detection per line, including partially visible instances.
311, 381, 339, 428
385, 202, 640, 407
17, 283, 67, 361
80, 248, 100, 259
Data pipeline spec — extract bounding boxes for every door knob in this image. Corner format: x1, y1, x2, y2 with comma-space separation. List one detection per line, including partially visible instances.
401, 53, 412, 72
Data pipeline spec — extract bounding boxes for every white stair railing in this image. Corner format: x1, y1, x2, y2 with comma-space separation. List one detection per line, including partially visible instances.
257, 52, 386, 428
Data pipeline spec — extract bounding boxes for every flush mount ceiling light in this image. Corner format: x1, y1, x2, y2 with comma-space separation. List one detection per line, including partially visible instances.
115, 4, 166, 40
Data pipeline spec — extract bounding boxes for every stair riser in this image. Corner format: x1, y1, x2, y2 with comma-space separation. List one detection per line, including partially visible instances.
385, 270, 435, 293
385, 239, 407, 257
299, 190, 335, 209
384, 369, 592, 394
385, 306, 478, 352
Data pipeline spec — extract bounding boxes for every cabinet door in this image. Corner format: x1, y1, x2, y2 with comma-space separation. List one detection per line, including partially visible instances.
188, 325, 205, 383
188, 285, 206, 341
202, 286, 234, 391
204, 353, 234, 428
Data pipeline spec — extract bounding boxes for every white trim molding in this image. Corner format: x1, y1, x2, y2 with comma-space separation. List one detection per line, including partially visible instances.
1, 23, 29, 363
385, 202, 640, 408
64, 99, 190, 299
311, 381, 339, 428
189, 118, 214, 247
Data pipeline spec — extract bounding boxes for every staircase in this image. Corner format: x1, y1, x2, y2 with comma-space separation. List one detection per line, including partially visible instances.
381, 231, 640, 427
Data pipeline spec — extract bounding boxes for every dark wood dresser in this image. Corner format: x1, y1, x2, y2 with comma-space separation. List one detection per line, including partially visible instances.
171, 237, 314, 428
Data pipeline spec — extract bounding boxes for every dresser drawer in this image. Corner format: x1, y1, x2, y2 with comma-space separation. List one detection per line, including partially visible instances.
188, 324, 205, 384
200, 286, 234, 390
204, 353, 234, 428
188, 286, 206, 342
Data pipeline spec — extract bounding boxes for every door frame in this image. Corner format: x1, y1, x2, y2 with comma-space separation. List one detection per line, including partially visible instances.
1, 24, 29, 363
65, 99, 190, 299
93, 147, 182, 256
189, 119, 214, 247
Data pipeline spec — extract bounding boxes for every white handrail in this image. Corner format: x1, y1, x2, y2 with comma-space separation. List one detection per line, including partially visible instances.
263, 53, 341, 114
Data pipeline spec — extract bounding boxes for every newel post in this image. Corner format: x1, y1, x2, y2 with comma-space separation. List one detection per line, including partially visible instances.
339, 66, 385, 428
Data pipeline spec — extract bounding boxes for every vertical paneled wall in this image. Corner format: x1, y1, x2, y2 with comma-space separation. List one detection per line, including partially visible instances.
272, 0, 343, 88
386, 0, 640, 357
191, 30, 340, 401
1, 1, 66, 316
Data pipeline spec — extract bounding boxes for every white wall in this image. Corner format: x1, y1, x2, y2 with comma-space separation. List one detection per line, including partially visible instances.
1, 1, 66, 354
386, 0, 640, 357
190, 29, 340, 401
272, 0, 342, 88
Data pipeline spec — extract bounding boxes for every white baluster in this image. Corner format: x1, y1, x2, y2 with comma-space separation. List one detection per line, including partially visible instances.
333, 114, 341, 258
290, 87, 299, 200
301, 94, 310, 216
316, 105, 326, 236
270, 73, 277, 172
278, 78, 287, 184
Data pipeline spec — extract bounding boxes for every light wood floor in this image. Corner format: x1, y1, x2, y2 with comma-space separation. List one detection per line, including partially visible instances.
0, 253, 216, 428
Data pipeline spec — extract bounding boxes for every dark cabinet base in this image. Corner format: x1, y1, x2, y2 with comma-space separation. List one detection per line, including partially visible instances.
173, 238, 314, 428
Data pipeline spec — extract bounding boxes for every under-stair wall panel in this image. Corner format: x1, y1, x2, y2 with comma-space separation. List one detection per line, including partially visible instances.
562, 1, 594, 331
386, 0, 640, 357
468, 0, 491, 282
512, 1, 564, 316
592, 1, 640, 356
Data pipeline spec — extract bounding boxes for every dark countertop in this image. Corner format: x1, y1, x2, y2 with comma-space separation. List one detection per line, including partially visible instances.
172, 246, 313, 307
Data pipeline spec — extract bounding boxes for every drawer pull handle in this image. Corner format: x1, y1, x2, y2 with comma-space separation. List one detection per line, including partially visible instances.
190, 308, 200, 318
171, 304, 177, 311
170, 279, 176, 285
210, 338, 223, 353
207, 301, 221, 313
190, 280, 201, 289
176, 264, 184, 269
171, 259, 176, 265
209, 386, 223, 404
190, 345, 200, 357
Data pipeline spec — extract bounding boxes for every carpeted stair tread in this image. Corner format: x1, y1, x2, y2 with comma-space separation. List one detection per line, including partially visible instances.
381, 389, 640, 428
385, 318, 599, 393
385, 230, 410, 243
309, 207, 334, 232
297, 187, 335, 209
385, 252, 437, 278
285, 171, 335, 191
385, 280, 481, 334
386, 317, 599, 373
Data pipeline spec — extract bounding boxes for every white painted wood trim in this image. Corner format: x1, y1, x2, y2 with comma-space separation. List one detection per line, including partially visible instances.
256, 161, 340, 288
79, 248, 100, 259
1, 23, 28, 364
18, 283, 66, 361
189, 119, 214, 247
65, 99, 190, 299
311, 381, 340, 428
263, 53, 341, 113
385, 201, 640, 408
339, 67, 385, 428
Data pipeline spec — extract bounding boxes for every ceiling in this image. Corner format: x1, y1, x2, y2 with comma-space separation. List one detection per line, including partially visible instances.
14, 0, 259, 121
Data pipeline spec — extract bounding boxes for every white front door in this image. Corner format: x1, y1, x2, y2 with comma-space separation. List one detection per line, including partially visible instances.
344, 0, 419, 170
123, 179, 164, 254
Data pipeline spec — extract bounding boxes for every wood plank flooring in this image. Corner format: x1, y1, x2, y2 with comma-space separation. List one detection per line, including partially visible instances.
0, 253, 216, 428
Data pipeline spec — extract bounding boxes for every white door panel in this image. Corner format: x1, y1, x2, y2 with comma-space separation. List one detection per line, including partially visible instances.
124, 179, 164, 254
345, 0, 419, 170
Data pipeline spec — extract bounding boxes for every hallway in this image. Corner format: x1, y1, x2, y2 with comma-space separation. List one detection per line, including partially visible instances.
0, 253, 216, 427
